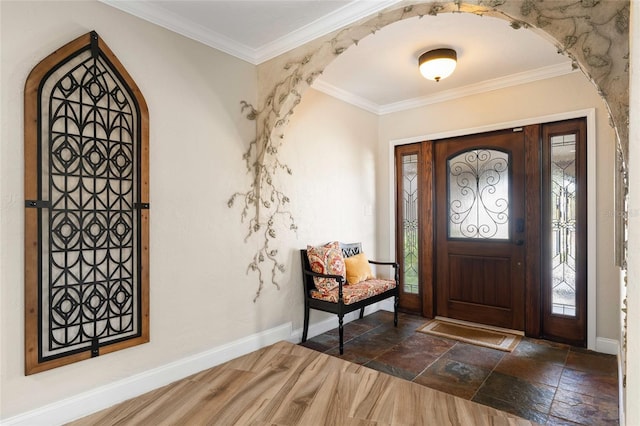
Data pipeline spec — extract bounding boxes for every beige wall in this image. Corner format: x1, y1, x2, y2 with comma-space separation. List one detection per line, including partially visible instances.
0, 1, 381, 418
0, 0, 630, 421
280, 89, 379, 249
0, 0, 252, 417
377, 72, 619, 341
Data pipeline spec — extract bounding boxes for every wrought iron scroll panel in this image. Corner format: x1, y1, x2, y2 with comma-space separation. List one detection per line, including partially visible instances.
447, 149, 510, 240
25, 32, 149, 374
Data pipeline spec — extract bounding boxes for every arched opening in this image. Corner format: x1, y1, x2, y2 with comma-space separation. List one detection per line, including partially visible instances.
262, 2, 629, 420
248, 1, 627, 345
240, 0, 631, 375
308, 9, 611, 349
256, 1, 628, 150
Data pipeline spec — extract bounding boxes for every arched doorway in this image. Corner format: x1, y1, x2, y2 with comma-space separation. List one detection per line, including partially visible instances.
241, 2, 628, 289
234, 0, 629, 355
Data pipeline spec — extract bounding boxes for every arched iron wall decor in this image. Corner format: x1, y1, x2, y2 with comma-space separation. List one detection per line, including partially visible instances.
24, 31, 150, 375
232, 0, 629, 301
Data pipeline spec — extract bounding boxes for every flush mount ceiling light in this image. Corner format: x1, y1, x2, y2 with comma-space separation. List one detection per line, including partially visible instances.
418, 48, 457, 82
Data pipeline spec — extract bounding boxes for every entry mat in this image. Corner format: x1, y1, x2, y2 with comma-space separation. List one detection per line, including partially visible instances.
417, 320, 522, 352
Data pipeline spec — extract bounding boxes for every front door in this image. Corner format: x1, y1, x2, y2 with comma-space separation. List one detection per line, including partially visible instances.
435, 129, 526, 330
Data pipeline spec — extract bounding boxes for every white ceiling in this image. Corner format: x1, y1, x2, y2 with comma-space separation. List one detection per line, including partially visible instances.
102, 0, 575, 114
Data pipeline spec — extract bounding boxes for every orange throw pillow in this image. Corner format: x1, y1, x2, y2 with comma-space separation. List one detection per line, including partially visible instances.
344, 253, 374, 285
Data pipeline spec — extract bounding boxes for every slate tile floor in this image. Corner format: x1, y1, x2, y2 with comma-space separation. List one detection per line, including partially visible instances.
300, 311, 619, 425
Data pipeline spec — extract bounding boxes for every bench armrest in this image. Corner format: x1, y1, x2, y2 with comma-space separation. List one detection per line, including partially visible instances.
368, 260, 399, 268
301, 267, 346, 299
301, 267, 345, 283
367, 260, 399, 283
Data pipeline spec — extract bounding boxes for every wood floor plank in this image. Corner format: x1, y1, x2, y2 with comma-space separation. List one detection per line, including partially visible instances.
67, 341, 535, 426
174, 369, 257, 424
350, 371, 395, 423
265, 358, 330, 424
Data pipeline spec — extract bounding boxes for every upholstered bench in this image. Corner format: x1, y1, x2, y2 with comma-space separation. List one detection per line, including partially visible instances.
300, 242, 399, 354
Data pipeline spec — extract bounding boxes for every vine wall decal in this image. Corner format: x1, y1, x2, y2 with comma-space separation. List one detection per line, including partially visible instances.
227, 98, 298, 302
230, 0, 629, 302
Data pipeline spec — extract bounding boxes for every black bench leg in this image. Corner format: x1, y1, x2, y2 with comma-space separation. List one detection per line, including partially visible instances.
359, 307, 365, 319
302, 304, 310, 342
394, 295, 399, 327
338, 314, 344, 355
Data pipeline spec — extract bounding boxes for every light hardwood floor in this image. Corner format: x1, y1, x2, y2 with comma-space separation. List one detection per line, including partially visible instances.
68, 341, 534, 425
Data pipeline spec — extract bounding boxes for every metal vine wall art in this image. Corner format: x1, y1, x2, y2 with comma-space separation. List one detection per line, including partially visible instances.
227, 100, 299, 302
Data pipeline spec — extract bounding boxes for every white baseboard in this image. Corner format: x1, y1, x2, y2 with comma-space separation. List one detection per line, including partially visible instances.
6, 302, 395, 426
594, 336, 621, 425
595, 337, 619, 355
290, 301, 389, 342
378, 299, 395, 312
5, 305, 616, 426
2, 322, 292, 426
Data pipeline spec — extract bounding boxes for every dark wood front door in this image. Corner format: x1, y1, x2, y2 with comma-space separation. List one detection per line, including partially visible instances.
435, 129, 526, 330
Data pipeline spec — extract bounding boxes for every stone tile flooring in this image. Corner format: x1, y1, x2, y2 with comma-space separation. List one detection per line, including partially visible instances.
300, 311, 619, 425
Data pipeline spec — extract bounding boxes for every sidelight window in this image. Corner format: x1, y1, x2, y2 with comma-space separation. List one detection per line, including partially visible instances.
550, 135, 577, 316
401, 154, 419, 294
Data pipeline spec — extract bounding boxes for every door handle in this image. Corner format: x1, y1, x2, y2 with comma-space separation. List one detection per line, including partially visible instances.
515, 240, 525, 246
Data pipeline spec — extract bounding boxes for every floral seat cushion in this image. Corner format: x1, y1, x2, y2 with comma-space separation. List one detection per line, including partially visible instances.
310, 278, 397, 305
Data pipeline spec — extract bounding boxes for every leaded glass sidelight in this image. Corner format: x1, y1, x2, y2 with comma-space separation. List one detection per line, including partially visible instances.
550, 135, 577, 316
401, 154, 419, 294
448, 149, 510, 239
24, 31, 149, 374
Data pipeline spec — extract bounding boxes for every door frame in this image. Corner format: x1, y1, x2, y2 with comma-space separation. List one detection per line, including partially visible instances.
387, 108, 597, 350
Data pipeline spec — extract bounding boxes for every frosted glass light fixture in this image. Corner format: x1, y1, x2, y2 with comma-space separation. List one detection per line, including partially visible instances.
419, 48, 457, 82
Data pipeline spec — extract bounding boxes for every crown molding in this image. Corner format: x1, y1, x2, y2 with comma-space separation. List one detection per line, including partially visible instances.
255, 0, 401, 63
315, 62, 576, 115
378, 62, 577, 115
100, 0, 401, 65
100, 1, 574, 111
311, 79, 381, 114
99, 0, 260, 63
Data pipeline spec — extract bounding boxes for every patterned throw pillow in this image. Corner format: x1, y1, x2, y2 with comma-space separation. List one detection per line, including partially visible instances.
306, 241, 346, 292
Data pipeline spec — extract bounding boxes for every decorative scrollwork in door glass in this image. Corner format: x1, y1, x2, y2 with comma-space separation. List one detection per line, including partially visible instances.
401, 154, 419, 294
550, 134, 577, 317
448, 149, 509, 240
